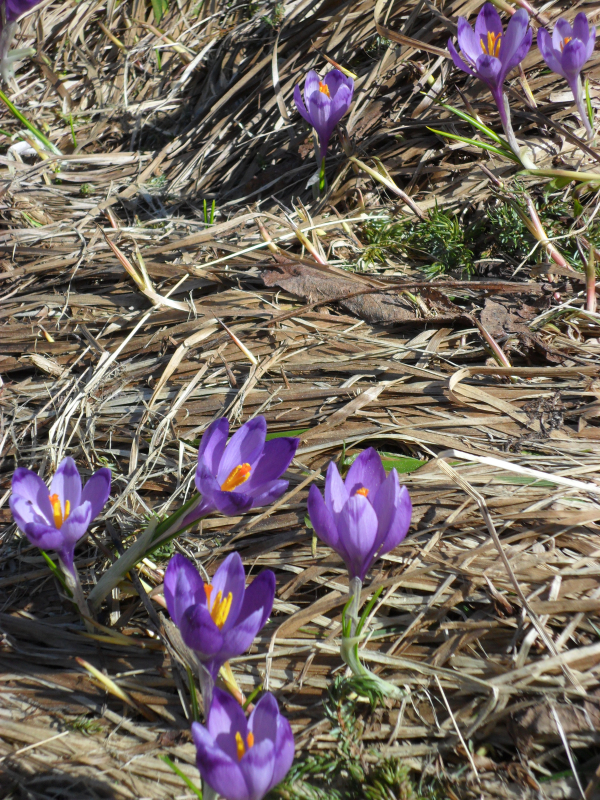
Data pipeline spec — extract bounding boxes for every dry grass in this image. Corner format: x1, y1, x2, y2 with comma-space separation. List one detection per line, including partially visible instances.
1, 0, 600, 797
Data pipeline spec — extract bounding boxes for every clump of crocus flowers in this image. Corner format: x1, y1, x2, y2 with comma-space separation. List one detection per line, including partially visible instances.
10, 417, 414, 799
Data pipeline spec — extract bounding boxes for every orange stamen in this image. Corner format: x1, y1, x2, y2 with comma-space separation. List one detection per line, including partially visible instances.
49, 493, 70, 528
480, 31, 502, 57
205, 587, 233, 629
221, 463, 252, 492
355, 487, 369, 497
560, 36, 572, 51
234, 730, 254, 760
319, 80, 331, 97
204, 584, 213, 604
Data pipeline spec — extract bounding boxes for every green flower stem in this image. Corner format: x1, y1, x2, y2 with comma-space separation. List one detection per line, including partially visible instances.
0, 87, 61, 155
87, 493, 202, 611
318, 156, 326, 195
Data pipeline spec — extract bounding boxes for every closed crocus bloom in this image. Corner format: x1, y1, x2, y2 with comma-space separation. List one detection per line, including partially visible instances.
538, 14, 596, 139
164, 552, 275, 678
293, 69, 354, 161
9, 457, 111, 575
192, 688, 294, 800
183, 416, 298, 526
447, 3, 532, 156
307, 448, 412, 582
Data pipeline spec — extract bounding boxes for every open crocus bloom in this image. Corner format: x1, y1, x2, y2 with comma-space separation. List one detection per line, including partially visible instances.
294, 69, 354, 160
307, 448, 412, 581
183, 416, 298, 526
9, 457, 111, 574
164, 552, 275, 678
192, 687, 294, 800
447, 4, 532, 156
538, 14, 596, 139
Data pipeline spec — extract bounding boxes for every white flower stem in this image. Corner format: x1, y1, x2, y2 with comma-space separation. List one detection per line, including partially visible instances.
60, 561, 94, 632
348, 576, 362, 636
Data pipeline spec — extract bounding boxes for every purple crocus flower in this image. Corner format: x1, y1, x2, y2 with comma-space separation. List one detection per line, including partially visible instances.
293, 69, 354, 161
9, 457, 111, 575
183, 416, 298, 525
538, 14, 596, 140
448, 3, 532, 157
307, 448, 412, 582
164, 552, 275, 679
192, 687, 294, 800
4, 0, 42, 22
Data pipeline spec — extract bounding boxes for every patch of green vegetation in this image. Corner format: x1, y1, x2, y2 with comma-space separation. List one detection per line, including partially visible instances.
270, 676, 441, 800
361, 207, 480, 277
262, 0, 285, 27
360, 188, 600, 277
152, 540, 175, 559
66, 715, 105, 735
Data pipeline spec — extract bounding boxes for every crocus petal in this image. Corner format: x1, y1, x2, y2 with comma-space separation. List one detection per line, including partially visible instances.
20, 519, 65, 551
217, 417, 268, 485
345, 447, 386, 498
210, 552, 247, 634
179, 603, 224, 657
241, 739, 275, 800
456, 16, 480, 65
249, 479, 289, 509
307, 485, 342, 551
244, 437, 298, 491
573, 13, 590, 46
58, 501, 92, 545
338, 495, 379, 581
538, 27, 566, 78
447, 38, 477, 77
164, 554, 206, 628
209, 688, 249, 761
211, 488, 254, 516
475, 3, 503, 48
562, 38, 588, 80
474, 53, 502, 91
326, 84, 353, 128
294, 83, 312, 124
221, 570, 275, 660
192, 721, 249, 800
249, 693, 278, 742
9, 492, 51, 529
270, 710, 295, 789
324, 461, 348, 517
585, 25, 596, 61
322, 68, 345, 97
11, 467, 54, 525
501, 25, 532, 77
371, 472, 412, 555
49, 457, 82, 511
553, 17, 573, 52
304, 89, 334, 151
198, 417, 230, 475
80, 468, 111, 520
303, 70, 320, 97
500, 8, 531, 71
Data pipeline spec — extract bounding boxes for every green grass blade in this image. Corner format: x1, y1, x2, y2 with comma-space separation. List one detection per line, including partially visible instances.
160, 755, 202, 798
427, 127, 521, 163
0, 88, 61, 155
433, 98, 507, 146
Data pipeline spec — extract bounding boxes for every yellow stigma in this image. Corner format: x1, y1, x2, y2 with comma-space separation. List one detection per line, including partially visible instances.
480, 31, 502, 57
235, 730, 254, 760
355, 487, 369, 497
49, 494, 70, 528
205, 584, 233, 629
221, 463, 252, 492
560, 36, 572, 51
319, 80, 331, 97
